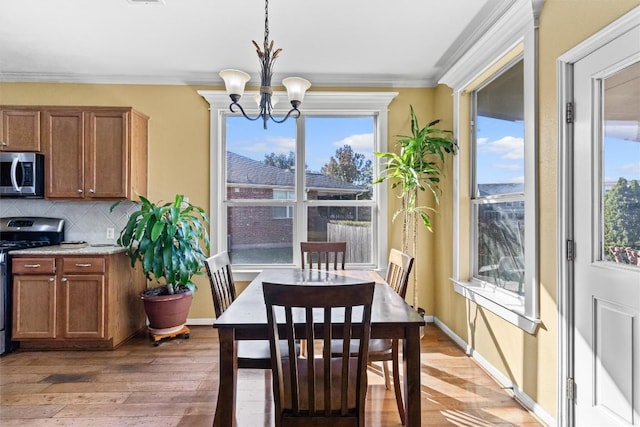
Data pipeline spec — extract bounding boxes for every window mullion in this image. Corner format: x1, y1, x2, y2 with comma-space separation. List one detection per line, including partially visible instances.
295, 116, 306, 267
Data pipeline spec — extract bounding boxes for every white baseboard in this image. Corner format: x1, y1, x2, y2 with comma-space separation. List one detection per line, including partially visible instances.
433, 317, 556, 427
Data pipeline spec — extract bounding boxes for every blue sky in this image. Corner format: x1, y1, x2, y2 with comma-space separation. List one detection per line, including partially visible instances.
226, 114, 639, 184
476, 116, 525, 185
477, 116, 640, 185
226, 116, 374, 173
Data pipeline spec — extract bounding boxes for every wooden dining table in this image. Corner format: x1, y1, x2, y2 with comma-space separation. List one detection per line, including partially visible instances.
212, 268, 425, 427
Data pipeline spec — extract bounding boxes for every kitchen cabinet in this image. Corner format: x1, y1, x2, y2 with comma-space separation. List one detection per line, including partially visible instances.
0, 109, 41, 152
11, 258, 56, 339
60, 257, 106, 339
43, 107, 148, 200
12, 252, 147, 349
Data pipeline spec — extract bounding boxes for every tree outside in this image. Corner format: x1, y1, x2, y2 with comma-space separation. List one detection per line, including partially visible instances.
263, 144, 372, 194
604, 177, 640, 264
264, 151, 296, 170
320, 145, 373, 189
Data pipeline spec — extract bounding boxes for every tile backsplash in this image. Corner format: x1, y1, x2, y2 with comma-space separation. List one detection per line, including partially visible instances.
0, 199, 139, 244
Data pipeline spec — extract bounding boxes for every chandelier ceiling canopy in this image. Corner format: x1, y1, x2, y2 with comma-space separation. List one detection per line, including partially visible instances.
219, 0, 311, 129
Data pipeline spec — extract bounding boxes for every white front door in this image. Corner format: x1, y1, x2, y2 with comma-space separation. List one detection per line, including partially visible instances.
573, 23, 640, 427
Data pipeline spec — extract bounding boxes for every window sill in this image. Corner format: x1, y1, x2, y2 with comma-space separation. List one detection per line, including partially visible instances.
450, 279, 541, 334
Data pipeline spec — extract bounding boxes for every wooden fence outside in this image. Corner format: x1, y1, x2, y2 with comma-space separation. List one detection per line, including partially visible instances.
327, 223, 371, 264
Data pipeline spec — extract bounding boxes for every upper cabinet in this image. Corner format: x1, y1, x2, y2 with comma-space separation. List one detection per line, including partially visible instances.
0, 109, 41, 152
42, 107, 148, 200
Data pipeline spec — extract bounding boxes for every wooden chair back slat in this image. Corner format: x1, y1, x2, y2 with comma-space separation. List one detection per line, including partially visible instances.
204, 251, 236, 317
263, 281, 374, 427
300, 241, 347, 270
386, 248, 414, 298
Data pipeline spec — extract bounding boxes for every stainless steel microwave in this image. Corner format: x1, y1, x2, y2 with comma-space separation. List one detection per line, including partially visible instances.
0, 153, 44, 198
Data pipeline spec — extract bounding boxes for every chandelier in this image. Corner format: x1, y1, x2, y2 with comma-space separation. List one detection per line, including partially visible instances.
219, 0, 311, 129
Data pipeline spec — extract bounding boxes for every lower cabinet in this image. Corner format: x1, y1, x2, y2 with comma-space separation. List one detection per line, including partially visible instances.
12, 252, 146, 349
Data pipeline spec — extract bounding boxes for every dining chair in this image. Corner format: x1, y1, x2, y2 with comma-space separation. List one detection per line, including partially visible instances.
263, 281, 375, 427
299, 241, 348, 358
300, 241, 347, 270
331, 248, 414, 425
205, 251, 273, 369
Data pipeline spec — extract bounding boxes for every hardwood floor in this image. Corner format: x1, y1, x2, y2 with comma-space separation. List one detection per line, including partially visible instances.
0, 324, 544, 426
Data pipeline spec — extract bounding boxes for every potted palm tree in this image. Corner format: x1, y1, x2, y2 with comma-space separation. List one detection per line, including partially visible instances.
112, 194, 210, 338
374, 105, 456, 311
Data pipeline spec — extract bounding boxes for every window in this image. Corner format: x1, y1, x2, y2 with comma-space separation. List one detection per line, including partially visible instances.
471, 59, 525, 296
199, 91, 397, 277
438, 0, 539, 333
272, 190, 295, 219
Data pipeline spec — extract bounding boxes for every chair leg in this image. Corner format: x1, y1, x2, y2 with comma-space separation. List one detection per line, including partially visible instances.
300, 339, 307, 358
264, 369, 271, 408
382, 360, 391, 390
392, 341, 406, 425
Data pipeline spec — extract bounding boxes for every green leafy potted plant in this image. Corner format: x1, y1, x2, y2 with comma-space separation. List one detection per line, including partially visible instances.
112, 194, 210, 337
374, 105, 456, 311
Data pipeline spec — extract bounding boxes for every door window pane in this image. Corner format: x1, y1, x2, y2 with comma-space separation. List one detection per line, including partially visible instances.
603, 61, 640, 266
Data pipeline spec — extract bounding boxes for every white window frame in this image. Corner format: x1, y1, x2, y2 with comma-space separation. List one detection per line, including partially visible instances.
439, 0, 541, 333
470, 57, 526, 292
198, 90, 397, 281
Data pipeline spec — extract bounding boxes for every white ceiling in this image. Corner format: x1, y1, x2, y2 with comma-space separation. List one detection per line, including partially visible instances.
0, 0, 516, 87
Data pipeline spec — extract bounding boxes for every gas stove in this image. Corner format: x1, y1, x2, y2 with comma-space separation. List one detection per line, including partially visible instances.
0, 217, 65, 355
0, 217, 65, 251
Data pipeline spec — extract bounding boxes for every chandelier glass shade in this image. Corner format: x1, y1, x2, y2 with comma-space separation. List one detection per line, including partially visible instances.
219, 0, 311, 129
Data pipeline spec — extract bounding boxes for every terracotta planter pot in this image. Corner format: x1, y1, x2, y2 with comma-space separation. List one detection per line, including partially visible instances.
140, 290, 192, 334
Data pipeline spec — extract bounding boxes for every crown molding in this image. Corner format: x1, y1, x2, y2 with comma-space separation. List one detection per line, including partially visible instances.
438, 0, 534, 90
0, 70, 437, 88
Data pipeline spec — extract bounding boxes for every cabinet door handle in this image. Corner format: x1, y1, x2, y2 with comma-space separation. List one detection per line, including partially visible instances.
48, 277, 55, 282
77, 189, 83, 193
24, 264, 41, 268
61, 277, 68, 282
89, 189, 95, 194
74, 263, 92, 267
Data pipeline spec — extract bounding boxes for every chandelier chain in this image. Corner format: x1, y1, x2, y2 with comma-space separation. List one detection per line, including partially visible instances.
264, 0, 269, 46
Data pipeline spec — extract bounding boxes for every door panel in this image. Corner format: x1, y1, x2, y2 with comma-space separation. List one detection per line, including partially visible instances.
573, 24, 640, 427
594, 298, 635, 424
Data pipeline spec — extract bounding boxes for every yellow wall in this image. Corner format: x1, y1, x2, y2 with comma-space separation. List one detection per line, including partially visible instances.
430, 0, 640, 419
386, 88, 440, 313
0, 83, 435, 321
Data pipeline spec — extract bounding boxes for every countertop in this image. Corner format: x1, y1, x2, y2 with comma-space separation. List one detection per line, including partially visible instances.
10, 244, 126, 256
